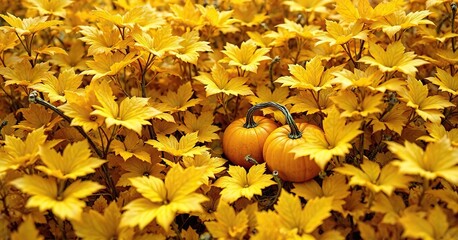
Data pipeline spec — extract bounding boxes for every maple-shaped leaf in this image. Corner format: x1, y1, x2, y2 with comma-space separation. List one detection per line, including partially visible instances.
11, 216, 44, 240
197, 4, 239, 35
370, 193, 406, 225
275, 18, 321, 40
0, 60, 51, 87
49, 40, 87, 70
0, 29, 19, 53
111, 130, 151, 162
0, 13, 61, 36
10, 175, 104, 220
335, 159, 412, 195
82, 52, 138, 80
315, 20, 367, 46
274, 189, 333, 237
427, 67, 458, 96
36, 140, 106, 179
15, 104, 61, 132
292, 174, 350, 213
132, 25, 183, 58
276, 56, 339, 91
26, 0, 73, 18
58, 81, 104, 133
170, 0, 202, 28
92, 6, 165, 30
72, 202, 133, 240
387, 137, 458, 185
205, 201, 249, 239
369, 103, 409, 135
117, 157, 165, 187
213, 163, 275, 203
157, 82, 202, 113
291, 107, 363, 170
79, 25, 131, 56
359, 41, 428, 75
31, 68, 82, 103
177, 111, 220, 143
372, 10, 434, 39
194, 63, 253, 97
335, 0, 404, 24
428, 187, 458, 214
247, 85, 290, 123
417, 122, 458, 147
331, 90, 384, 118
221, 40, 271, 74
146, 132, 209, 158
399, 207, 458, 240
233, 1, 268, 27
397, 77, 454, 123
332, 67, 406, 92
288, 88, 335, 115
91, 81, 162, 134
173, 31, 212, 65
182, 151, 227, 184
120, 165, 208, 230
0, 127, 48, 172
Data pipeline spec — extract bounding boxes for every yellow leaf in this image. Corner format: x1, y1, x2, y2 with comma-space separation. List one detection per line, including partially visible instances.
358, 41, 428, 75
82, 52, 138, 80
427, 67, 458, 96
146, 132, 209, 158
31, 68, 82, 103
372, 10, 433, 39
36, 140, 106, 179
10, 175, 103, 220
79, 25, 130, 56
0, 13, 61, 36
117, 157, 165, 187
398, 77, 454, 123
121, 166, 208, 230
11, 216, 44, 240
174, 31, 212, 65
177, 111, 220, 143
221, 40, 271, 74
157, 82, 202, 113
213, 163, 275, 203
291, 107, 363, 170
205, 201, 249, 239
331, 90, 384, 118
26, 0, 73, 18
194, 63, 253, 97
0, 60, 52, 87
302, 197, 333, 233
387, 137, 458, 185
132, 25, 183, 58
182, 151, 227, 184
370, 193, 406, 224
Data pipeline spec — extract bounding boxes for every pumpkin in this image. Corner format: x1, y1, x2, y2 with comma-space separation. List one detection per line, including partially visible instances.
262, 103, 321, 182
222, 103, 278, 168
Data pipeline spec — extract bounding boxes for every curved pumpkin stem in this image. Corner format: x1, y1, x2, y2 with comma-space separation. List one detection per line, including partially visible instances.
244, 102, 302, 139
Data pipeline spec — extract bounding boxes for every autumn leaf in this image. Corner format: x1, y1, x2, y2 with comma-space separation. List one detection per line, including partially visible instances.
372, 10, 434, 39
397, 77, 454, 123
120, 165, 208, 230
92, 6, 165, 30
291, 107, 363, 170
205, 201, 249, 239
117, 157, 165, 187
182, 151, 227, 184
276, 56, 340, 91
132, 25, 183, 58
194, 63, 253, 97
288, 88, 335, 115
11, 216, 44, 240
31, 68, 82, 103
275, 18, 320, 40
111, 130, 151, 162
91, 81, 162, 134
213, 163, 275, 203
334, 159, 412, 195
387, 137, 458, 185
330, 90, 384, 118
0, 60, 51, 87
369, 103, 409, 135
427, 67, 458, 96
247, 85, 290, 122
170, 0, 202, 28
36, 140, 106, 179
26, 0, 73, 18
82, 52, 138, 80
0, 13, 61, 36
177, 111, 220, 143
10, 175, 104, 220
417, 122, 458, 147
283, 0, 333, 14
358, 41, 428, 75
174, 31, 212, 65
315, 20, 367, 46
221, 40, 271, 74
197, 4, 239, 34
146, 132, 209, 158
15, 104, 61, 132
370, 193, 406, 225
157, 82, 202, 113
79, 25, 130, 56
399, 207, 458, 240
292, 174, 350, 213
72, 202, 133, 240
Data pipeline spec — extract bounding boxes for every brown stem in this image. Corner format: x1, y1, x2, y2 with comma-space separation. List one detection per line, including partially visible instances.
244, 102, 302, 139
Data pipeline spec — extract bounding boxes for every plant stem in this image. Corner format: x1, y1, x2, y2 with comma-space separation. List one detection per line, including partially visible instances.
451, 2, 457, 52
269, 56, 280, 90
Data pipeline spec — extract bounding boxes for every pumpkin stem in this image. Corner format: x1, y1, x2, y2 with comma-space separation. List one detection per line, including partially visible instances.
245, 154, 259, 165
244, 102, 302, 139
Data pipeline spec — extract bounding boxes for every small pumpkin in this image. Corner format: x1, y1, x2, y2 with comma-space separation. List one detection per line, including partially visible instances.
262, 103, 321, 182
222, 103, 278, 168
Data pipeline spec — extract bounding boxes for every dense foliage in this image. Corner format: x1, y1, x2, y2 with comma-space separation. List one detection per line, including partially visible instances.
0, 0, 458, 239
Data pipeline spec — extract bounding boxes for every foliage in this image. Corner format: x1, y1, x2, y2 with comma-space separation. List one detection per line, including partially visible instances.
0, 0, 458, 239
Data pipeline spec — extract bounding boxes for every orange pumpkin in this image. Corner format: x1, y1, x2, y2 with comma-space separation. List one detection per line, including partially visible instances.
222, 103, 278, 168
263, 104, 321, 182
